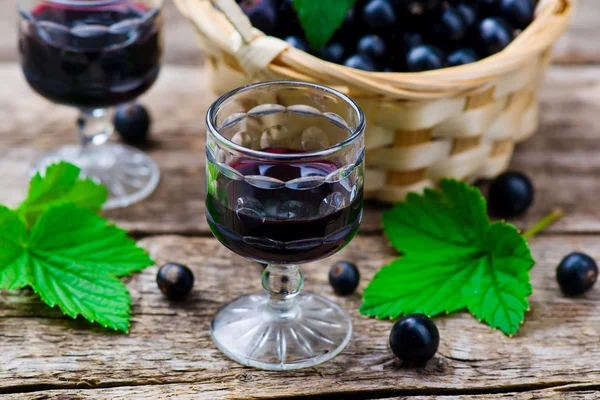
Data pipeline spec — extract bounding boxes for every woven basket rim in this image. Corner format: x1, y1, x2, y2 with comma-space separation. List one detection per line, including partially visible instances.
175, 0, 573, 100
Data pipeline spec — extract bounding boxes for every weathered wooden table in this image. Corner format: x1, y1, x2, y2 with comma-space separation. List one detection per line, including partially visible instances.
1, 2, 600, 399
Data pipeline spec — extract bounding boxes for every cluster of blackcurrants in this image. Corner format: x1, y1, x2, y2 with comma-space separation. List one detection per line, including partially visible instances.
238, 0, 537, 72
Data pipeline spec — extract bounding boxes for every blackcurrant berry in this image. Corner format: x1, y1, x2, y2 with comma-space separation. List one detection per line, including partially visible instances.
362, 0, 397, 29
390, 314, 439, 364
156, 263, 195, 300
402, 31, 425, 48
477, 0, 501, 13
329, 261, 360, 295
386, 31, 423, 70
240, 0, 278, 35
447, 48, 479, 66
433, 7, 468, 42
285, 35, 310, 52
274, 0, 301, 37
114, 103, 151, 145
406, 45, 446, 72
456, 2, 479, 29
344, 54, 377, 71
357, 34, 387, 61
392, 0, 441, 16
488, 171, 534, 218
476, 17, 515, 56
499, 0, 535, 29
320, 42, 346, 64
557, 253, 598, 296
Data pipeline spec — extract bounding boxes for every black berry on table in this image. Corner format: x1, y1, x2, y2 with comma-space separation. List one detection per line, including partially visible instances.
390, 314, 440, 364
488, 171, 534, 218
329, 261, 360, 295
114, 103, 151, 145
156, 263, 195, 300
556, 253, 598, 296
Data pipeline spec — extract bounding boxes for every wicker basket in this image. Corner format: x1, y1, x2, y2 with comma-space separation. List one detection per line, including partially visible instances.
175, 0, 572, 203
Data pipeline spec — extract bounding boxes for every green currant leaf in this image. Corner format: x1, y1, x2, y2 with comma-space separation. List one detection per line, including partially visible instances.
0, 204, 154, 332
292, 0, 356, 50
29, 259, 131, 332
361, 179, 535, 335
17, 162, 108, 228
29, 203, 153, 277
0, 206, 29, 289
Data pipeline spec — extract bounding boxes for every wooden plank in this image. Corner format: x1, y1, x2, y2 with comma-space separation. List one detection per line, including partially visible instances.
2, 386, 599, 399
1, 63, 600, 235
0, 0, 597, 65
1, 234, 600, 398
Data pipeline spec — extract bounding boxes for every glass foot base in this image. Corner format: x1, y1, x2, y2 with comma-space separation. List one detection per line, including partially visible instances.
32, 144, 160, 210
211, 292, 352, 370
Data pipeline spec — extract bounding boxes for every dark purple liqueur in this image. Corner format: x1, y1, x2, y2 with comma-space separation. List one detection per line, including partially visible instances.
19, 3, 162, 109
206, 150, 363, 265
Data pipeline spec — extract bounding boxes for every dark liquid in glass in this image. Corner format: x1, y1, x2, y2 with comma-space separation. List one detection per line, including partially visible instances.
19, 4, 162, 108
206, 150, 363, 265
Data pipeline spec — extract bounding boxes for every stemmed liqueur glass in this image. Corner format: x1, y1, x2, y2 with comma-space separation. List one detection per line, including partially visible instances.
206, 81, 365, 370
18, 0, 164, 209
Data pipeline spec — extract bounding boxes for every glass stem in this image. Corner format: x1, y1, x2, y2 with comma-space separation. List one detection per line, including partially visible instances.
77, 108, 114, 151
262, 264, 304, 312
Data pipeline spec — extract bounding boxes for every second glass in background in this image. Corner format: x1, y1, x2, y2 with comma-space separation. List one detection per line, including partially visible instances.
18, 0, 164, 209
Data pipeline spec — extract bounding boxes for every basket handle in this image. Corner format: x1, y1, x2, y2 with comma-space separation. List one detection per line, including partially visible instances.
212, 0, 256, 44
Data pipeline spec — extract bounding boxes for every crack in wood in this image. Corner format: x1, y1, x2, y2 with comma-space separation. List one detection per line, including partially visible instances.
0, 380, 586, 398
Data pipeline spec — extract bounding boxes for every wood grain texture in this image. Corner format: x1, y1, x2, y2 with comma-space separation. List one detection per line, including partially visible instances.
0, 0, 596, 65
1, 63, 600, 234
1, 234, 600, 399
2, 387, 600, 399
0, 3, 598, 395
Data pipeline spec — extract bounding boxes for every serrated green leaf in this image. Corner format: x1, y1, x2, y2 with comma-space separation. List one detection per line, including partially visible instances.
462, 222, 534, 335
29, 258, 131, 332
17, 162, 108, 228
361, 179, 535, 335
0, 204, 154, 332
0, 206, 29, 289
292, 0, 356, 50
29, 203, 153, 277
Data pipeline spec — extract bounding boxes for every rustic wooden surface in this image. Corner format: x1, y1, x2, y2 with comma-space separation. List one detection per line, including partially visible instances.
2, 1, 600, 399
2, 235, 600, 400
2, 63, 600, 235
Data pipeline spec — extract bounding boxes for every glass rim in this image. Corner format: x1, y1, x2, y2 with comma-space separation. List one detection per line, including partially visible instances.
205, 80, 366, 161
38, 0, 164, 7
